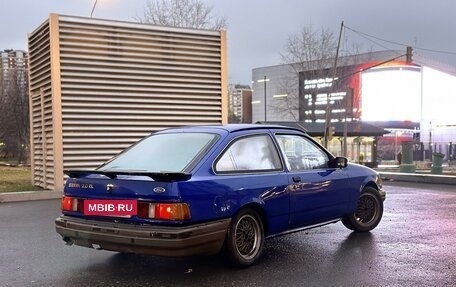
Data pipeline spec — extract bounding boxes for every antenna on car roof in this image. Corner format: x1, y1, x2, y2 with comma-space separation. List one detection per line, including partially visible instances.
295, 122, 308, 132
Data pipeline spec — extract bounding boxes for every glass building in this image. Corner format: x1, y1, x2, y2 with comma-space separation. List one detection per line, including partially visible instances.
252, 51, 456, 163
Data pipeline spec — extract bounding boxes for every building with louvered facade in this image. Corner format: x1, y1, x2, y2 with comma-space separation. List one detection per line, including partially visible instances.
28, 14, 227, 190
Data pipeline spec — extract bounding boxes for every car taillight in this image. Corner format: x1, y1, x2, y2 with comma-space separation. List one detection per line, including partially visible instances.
61, 196, 84, 213
137, 202, 190, 220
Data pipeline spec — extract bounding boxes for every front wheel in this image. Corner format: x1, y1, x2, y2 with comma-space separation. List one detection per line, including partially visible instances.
224, 208, 264, 268
342, 186, 383, 232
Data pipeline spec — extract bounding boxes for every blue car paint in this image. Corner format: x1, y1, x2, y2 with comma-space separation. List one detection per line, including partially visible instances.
174, 127, 293, 235
343, 163, 383, 208
61, 124, 379, 234
178, 173, 290, 235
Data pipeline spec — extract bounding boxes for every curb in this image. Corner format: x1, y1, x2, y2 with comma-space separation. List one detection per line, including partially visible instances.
0, 190, 62, 203
379, 172, 456, 185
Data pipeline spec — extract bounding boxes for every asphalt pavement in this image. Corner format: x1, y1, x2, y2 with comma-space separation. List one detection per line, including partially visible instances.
0, 181, 455, 287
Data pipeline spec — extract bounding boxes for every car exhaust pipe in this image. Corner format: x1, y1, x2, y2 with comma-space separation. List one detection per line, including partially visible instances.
62, 236, 74, 246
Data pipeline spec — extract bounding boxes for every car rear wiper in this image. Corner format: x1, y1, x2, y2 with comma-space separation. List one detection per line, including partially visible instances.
64, 170, 192, 182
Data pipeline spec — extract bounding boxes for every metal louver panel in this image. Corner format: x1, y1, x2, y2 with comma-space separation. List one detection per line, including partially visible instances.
28, 14, 227, 190
28, 21, 55, 190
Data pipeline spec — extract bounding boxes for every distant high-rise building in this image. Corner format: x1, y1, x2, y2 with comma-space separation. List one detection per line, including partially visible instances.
1, 49, 28, 94
228, 84, 252, 123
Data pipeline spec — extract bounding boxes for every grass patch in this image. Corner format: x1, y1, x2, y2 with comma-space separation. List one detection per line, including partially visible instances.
0, 166, 41, 193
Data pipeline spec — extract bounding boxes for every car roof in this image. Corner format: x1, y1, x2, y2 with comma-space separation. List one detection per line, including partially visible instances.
157, 124, 306, 134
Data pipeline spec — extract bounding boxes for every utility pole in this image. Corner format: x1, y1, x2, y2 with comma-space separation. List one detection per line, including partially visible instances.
406, 46, 413, 64
91, 0, 98, 18
324, 21, 344, 148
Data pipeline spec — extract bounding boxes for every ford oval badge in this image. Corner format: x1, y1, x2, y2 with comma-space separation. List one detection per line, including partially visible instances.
106, 184, 114, 193
153, 187, 166, 193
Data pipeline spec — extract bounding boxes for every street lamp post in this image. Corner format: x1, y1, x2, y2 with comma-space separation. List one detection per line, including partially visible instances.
429, 121, 433, 160
264, 76, 267, 121
257, 76, 270, 121
395, 131, 402, 162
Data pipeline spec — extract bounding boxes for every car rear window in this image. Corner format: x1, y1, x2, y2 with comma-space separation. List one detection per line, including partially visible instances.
100, 133, 217, 173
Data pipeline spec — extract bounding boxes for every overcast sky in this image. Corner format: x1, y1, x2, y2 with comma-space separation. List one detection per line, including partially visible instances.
1, 0, 456, 84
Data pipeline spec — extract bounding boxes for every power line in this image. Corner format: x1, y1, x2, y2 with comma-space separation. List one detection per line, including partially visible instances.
412, 46, 456, 55
344, 25, 456, 56
345, 25, 405, 47
346, 27, 395, 52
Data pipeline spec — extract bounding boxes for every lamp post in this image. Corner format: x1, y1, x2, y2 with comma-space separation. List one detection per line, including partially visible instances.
395, 130, 402, 162
264, 76, 266, 121
429, 121, 433, 160
257, 76, 270, 121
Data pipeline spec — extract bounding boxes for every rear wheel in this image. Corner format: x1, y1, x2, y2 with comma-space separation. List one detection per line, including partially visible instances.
342, 186, 383, 232
224, 208, 264, 268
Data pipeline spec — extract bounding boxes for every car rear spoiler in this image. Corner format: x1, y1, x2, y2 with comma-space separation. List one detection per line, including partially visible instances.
64, 170, 192, 182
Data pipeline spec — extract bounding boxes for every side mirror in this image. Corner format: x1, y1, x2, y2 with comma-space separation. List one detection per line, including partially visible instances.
331, 157, 348, 168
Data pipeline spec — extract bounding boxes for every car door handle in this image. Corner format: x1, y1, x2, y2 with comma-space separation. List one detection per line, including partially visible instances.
292, 176, 301, 183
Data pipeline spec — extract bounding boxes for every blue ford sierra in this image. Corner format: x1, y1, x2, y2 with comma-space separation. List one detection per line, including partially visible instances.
55, 124, 385, 267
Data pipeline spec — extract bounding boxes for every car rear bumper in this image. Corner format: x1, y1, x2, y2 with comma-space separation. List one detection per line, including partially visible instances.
55, 215, 230, 257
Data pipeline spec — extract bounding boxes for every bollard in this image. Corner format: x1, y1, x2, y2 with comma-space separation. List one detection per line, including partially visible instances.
431, 152, 445, 174
400, 142, 416, 173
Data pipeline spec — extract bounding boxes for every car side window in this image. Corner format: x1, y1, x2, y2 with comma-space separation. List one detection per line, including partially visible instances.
215, 134, 282, 173
275, 134, 329, 171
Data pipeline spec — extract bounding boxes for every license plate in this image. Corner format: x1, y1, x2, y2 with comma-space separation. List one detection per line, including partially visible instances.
84, 199, 137, 217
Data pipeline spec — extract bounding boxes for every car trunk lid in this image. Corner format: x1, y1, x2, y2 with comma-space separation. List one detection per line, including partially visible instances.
63, 170, 191, 201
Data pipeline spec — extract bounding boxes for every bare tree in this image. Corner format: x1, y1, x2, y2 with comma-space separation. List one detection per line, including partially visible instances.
274, 25, 364, 121
0, 68, 29, 163
136, 0, 227, 30
272, 26, 337, 121
228, 112, 241, 124
282, 26, 337, 72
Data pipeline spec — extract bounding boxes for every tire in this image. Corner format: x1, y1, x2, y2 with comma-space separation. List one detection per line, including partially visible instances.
224, 208, 264, 268
342, 186, 383, 232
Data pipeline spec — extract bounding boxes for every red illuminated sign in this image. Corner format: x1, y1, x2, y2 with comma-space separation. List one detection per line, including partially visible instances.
84, 200, 137, 216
